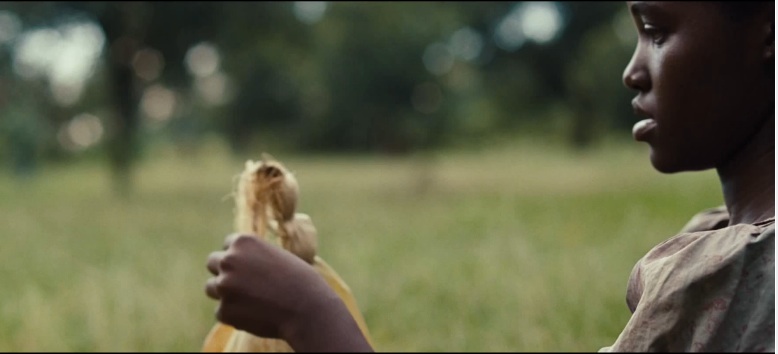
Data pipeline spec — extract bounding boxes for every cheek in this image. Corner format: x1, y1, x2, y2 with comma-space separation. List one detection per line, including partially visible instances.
653, 41, 739, 132
648, 50, 733, 170
653, 47, 713, 116
643, 24, 766, 171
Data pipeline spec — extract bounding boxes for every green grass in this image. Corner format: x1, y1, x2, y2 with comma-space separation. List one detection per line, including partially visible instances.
0, 138, 723, 351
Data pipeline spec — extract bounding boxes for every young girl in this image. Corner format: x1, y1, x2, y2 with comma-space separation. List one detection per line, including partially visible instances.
205, 2, 774, 351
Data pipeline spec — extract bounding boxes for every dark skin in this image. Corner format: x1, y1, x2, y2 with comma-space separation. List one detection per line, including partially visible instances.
205, 2, 774, 351
623, 1, 774, 225
205, 233, 373, 352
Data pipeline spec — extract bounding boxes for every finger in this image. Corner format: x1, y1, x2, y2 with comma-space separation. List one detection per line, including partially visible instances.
205, 276, 221, 300
215, 298, 258, 336
207, 251, 225, 275
223, 233, 243, 250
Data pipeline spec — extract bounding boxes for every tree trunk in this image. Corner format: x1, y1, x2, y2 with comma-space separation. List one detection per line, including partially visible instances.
97, 3, 147, 197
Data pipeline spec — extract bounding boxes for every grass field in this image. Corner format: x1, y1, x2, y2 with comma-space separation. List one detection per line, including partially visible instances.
0, 138, 724, 352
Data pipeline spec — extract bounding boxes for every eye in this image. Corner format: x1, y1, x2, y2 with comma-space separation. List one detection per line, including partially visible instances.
642, 24, 666, 45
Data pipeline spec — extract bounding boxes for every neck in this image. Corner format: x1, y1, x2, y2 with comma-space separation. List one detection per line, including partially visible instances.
716, 113, 775, 226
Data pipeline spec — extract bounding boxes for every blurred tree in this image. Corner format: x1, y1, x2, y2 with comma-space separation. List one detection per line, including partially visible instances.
215, 2, 309, 154
566, 6, 635, 147
477, 1, 624, 148
93, 2, 148, 196
5, 1, 227, 193
95, 1, 230, 194
305, 2, 463, 153
1, 81, 48, 177
0, 0, 639, 180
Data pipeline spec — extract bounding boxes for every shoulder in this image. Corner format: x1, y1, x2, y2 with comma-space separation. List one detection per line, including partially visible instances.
644, 217, 771, 266
626, 217, 773, 312
612, 219, 774, 351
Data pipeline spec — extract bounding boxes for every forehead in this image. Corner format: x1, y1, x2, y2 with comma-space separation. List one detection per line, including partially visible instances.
628, 1, 695, 14
627, 2, 731, 25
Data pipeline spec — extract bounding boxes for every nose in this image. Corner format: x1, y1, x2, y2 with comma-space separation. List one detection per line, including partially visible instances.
622, 47, 650, 92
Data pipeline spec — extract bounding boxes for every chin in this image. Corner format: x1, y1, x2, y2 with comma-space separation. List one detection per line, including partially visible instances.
649, 158, 683, 174
649, 149, 714, 174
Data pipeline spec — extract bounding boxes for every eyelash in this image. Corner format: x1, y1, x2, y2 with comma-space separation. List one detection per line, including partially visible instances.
642, 24, 666, 45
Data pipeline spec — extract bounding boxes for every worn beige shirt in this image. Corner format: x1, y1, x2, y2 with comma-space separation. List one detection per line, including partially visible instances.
601, 207, 775, 352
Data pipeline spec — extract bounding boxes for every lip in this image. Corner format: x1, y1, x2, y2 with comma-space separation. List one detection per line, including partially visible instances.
631, 98, 657, 142
631, 99, 652, 119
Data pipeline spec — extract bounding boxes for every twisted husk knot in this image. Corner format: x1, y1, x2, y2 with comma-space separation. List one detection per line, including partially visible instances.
235, 157, 317, 264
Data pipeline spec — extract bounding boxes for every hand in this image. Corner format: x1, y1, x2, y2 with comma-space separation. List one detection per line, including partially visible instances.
205, 233, 332, 340
205, 233, 374, 352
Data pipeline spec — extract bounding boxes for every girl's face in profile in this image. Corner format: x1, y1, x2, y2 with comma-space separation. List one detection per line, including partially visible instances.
622, 1, 773, 174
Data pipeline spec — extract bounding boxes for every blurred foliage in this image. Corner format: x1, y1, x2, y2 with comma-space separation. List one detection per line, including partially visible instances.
0, 1, 638, 191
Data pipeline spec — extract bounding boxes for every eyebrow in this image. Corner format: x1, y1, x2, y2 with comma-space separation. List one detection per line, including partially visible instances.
629, 2, 661, 17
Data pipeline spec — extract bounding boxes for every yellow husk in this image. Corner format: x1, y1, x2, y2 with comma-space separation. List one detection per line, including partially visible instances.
202, 156, 374, 352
